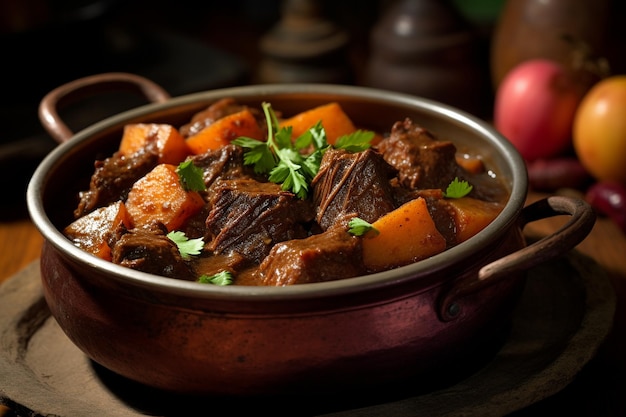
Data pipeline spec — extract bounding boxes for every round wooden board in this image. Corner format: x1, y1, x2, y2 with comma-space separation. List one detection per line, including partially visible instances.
0, 252, 616, 417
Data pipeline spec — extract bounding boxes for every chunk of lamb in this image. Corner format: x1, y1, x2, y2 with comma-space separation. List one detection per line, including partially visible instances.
205, 179, 315, 264
312, 148, 397, 231
377, 118, 463, 190
74, 147, 159, 218
255, 220, 365, 286
110, 223, 194, 279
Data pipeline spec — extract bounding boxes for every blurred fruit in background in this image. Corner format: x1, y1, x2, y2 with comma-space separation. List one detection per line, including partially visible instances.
489, 0, 626, 233
573, 75, 626, 185
585, 181, 626, 233
490, 0, 625, 89
493, 59, 583, 161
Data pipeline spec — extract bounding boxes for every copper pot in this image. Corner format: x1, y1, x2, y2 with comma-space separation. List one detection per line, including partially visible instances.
27, 73, 595, 396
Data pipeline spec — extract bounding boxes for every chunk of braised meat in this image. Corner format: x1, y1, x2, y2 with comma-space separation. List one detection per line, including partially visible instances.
194, 251, 250, 281
109, 223, 194, 279
179, 97, 264, 138
377, 118, 463, 190
205, 178, 315, 264
255, 219, 365, 286
180, 205, 211, 240
312, 148, 397, 231
74, 147, 159, 219
187, 144, 259, 191
422, 194, 457, 248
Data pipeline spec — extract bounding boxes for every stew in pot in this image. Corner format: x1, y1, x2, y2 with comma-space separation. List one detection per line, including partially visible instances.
63, 98, 510, 286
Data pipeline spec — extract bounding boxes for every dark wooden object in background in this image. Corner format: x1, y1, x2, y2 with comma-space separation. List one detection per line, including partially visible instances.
364, 0, 492, 117
257, 0, 352, 84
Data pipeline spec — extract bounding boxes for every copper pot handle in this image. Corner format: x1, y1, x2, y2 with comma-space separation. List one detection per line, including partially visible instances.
38, 72, 171, 144
440, 195, 596, 321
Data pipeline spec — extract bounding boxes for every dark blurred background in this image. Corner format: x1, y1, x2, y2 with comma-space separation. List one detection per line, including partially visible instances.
2, 0, 623, 219
0, 0, 506, 217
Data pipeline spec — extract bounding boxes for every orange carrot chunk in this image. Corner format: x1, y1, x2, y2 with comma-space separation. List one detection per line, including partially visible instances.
63, 201, 132, 261
119, 123, 190, 165
362, 197, 447, 271
186, 109, 264, 154
280, 102, 357, 145
455, 154, 485, 175
125, 164, 205, 231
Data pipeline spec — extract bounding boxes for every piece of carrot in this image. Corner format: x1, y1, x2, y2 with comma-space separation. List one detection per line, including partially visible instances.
455, 154, 485, 175
280, 102, 357, 145
125, 164, 205, 231
63, 201, 132, 261
444, 197, 503, 243
362, 197, 447, 271
119, 123, 190, 164
186, 109, 264, 155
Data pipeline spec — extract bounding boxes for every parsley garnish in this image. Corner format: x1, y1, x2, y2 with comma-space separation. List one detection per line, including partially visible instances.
167, 230, 204, 260
335, 130, 374, 152
176, 160, 206, 192
232, 102, 373, 199
444, 177, 473, 199
198, 271, 234, 285
348, 217, 379, 237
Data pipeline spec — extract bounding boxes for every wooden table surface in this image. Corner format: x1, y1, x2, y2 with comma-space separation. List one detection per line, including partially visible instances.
1, 191, 625, 416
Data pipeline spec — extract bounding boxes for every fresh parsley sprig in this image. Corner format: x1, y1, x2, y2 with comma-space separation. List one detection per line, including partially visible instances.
232, 102, 373, 199
348, 217, 379, 237
233, 102, 310, 198
198, 271, 234, 286
335, 130, 374, 152
176, 160, 206, 192
444, 177, 473, 199
167, 230, 204, 260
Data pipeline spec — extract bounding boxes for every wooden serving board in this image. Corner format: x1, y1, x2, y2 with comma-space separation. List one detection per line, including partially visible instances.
0, 252, 616, 417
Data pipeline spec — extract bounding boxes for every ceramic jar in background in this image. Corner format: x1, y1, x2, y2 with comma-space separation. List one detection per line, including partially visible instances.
256, 0, 352, 84
364, 0, 491, 117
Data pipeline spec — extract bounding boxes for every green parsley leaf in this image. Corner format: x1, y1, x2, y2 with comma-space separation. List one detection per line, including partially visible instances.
444, 177, 473, 199
233, 137, 276, 174
167, 231, 204, 260
176, 160, 206, 192
335, 130, 374, 152
348, 217, 379, 237
301, 149, 324, 181
294, 121, 327, 151
293, 128, 314, 151
233, 102, 321, 199
274, 124, 294, 150
232, 102, 374, 199
198, 271, 234, 285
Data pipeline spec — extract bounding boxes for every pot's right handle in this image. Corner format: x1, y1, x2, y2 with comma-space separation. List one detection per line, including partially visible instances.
39, 72, 171, 144
439, 195, 596, 321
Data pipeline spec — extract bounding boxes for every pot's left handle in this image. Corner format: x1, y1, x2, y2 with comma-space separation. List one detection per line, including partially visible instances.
439, 195, 596, 321
39, 72, 171, 144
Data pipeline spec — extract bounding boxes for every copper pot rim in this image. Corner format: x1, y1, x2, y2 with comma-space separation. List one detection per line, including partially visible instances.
27, 83, 528, 301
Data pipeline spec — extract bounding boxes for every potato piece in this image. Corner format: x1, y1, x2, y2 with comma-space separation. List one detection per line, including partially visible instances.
63, 201, 131, 261
362, 197, 446, 271
445, 197, 504, 243
119, 123, 190, 164
186, 109, 264, 154
125, 164, 205, 231
280, 102, 357, 145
